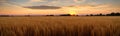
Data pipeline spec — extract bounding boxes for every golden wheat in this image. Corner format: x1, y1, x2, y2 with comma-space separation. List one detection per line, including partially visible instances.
0, 16, 120, 36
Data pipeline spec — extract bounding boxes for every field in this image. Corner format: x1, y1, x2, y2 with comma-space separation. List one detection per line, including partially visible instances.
0, 16, 120, 36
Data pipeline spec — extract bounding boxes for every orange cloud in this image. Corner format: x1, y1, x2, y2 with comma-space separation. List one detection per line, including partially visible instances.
73, 0, 85, 2
73, 0, 77, 2
29, 0, 45, 3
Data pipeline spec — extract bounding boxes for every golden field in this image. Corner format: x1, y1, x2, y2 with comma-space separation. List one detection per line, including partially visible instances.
0, 16, 120, 36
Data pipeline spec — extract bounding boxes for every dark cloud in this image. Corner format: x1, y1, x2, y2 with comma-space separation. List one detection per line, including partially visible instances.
24, 5, 61, 9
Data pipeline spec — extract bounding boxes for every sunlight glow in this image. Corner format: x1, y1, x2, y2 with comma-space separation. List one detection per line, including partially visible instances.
69, 11, 76, 16
68, 7, 77, 16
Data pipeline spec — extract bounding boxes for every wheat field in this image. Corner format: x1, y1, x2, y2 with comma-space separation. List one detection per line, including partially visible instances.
0, 16, 120, 36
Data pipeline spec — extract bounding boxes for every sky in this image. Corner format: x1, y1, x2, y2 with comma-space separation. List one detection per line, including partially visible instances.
0, 0, 120, 15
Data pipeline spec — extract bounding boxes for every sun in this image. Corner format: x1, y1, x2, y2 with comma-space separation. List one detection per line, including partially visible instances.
68, 8, 77, 16
69, 11, 76, 16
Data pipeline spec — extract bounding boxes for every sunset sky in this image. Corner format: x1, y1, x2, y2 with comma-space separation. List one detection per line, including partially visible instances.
0, 0, 120, 15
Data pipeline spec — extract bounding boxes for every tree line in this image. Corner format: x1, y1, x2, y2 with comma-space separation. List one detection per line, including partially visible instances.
86, 12, 120, 16
0, 12, 120, 17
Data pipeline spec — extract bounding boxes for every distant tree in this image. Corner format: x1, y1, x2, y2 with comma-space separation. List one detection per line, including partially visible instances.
60, 14, 71, 16
86, 15, 89, 16
85, 12, 120, 16
90, 14, 93, 16
115, 12, 120, 16
99, 13, 103, 16
0, 15, 10, 17
111, 12, 115, 16
46, 15, 54, 16
106, 12, 120, 16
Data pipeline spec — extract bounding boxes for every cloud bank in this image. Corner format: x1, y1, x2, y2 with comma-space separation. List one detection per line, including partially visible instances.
29, 0, 45, 3
25, 5, 61, 9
